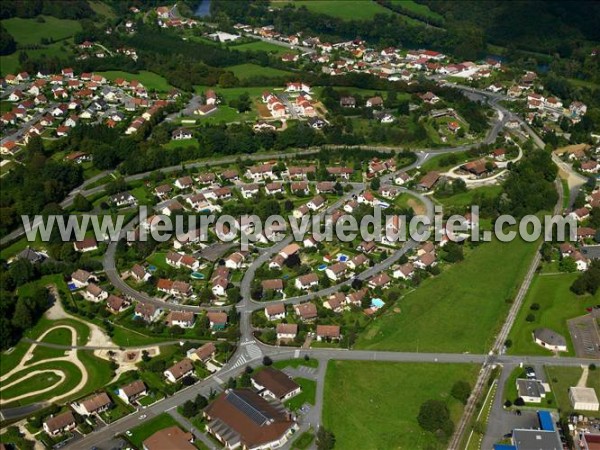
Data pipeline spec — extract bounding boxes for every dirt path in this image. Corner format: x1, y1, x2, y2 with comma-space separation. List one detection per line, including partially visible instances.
576, 364, 589, 387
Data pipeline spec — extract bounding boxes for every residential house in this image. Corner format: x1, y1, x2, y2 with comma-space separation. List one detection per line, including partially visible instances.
117, 380, 147, 405
189, 342, 217, 363
74, 392, 112, 416
264, 302, 286, 320
74, 237, 98, 252
43, 411, 76, 436
295, 273, 319, 291
276, 323, 298, 341
71, 269, 94, 288
143, 427, 195, 450
294, 302, 318, 321
368, 273, 391, 289
134, 302, 162, 323
107, 295, 129, 313
82, 283, 108, 302
164, 358, 194, 383
316, 325, 341, 342
166, 311, 195, 328
251, 368, 301, 401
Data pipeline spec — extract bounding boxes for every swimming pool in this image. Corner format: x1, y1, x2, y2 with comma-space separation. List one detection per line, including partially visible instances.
318, 264, 327, 271
378, 202, 390, 209
148, 265, 157, 272
371, 298, 385, 309
337, 254, 349, 262
190, 272, 205, 280
67, 282, 77, 291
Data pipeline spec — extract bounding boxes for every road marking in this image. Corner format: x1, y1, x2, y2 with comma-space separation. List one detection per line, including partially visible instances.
166, 405, 176, 411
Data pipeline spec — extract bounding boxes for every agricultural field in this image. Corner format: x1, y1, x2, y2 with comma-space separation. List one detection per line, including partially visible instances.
356, 237, 538, 354
389, 0, 444, 22
506, 272, 599, 356
96, 71, 173, 92
271, 0, 393, 21
226, 63, 292, 80
323, 361, 478, 450
2, 15, 82, 45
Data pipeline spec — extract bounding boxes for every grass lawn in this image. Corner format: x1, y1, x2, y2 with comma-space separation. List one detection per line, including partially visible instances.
273, 358, 319, 370
0, 372, 62, 401
230, 41, 289, 55
356, 237, 538, 353
285, 378, 316, 411
389, 0, 444, 22
146, 252, 170, 271
88, 1, 116, 18
1, 39, 75, 75
127, 413, 181, 448
507, 273, 599, 356
323, 361, 478, 450
2, 15, 81, 45
273, 0, 393, 20
436, 185, 503, 208
292, 430, 314, 449
226, 63, 292, 80
28, 327, 72, 363
193, 106, 256, 124
545, 366, 600, 418
96, 71, 173, 92
504, 367, 555, 409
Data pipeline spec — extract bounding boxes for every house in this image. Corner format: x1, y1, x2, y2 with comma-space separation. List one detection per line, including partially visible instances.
212, 276, 228, 297
324, 292, 345, 313
326, 166, 353, 179
347, 254, 368, 270
166, 311, 195, 328
269, 254, 286, 270
581, 160, 599, 173
533, 328, 567, 352
172, 127, 193, 140
245, 163, 275, 181
74, 237, 98, 252
207, 312, 228, 331
340, 96, 356, 108
416, 171, 440, 191
447, 121, 461, 134
107, 295, 129, 313
491, 148, 506, 160
117, 380, 147, 405
174, 176, 194, 190
131, 264, 150, 282
110, 191, 137, 207
17, 247, 45, 264
286, 82, 311, 93
570, 207, 590, 222
393, 263, 415, 280
43, 411, 76, 436
357, 240, 376, 253
420, 92, 440, 104
307, 195, 325, 211
516, 378, 547, 403
143, 426, 195, 450
262, 280, 284, 296
71, 269, 93, 288
316, 181, 335, 194
295, 273, 319, 291
316, 325, 341, 341
415, 252, 437, 269
195, 104, 217, 115
164, 358, 194, 383
276, 323, 298, 341
189, 342, 217, 363
294, 302, 318, 321
572, 251, 590, 271
265, 182, 284, 195
203, 389, 298, 449
82, 283, 108, 303
240, 183, 260, 199
134, 302, 162, 323
346, 288, 368, 306
225, 252, 246, 269
205, 89, 217, 105
279, 243, 301, 259
251, 368, 301, 401
368, 273, 391, 289
74, 392, 112, 416
366, 96, 383, 108
326, 262, 347, 281
162, 200, 185, 216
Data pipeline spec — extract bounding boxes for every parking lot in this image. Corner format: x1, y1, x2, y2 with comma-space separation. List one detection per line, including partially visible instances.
567, 310, 600, 359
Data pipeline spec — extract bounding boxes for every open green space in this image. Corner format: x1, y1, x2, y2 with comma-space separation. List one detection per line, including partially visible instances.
356, 237, 538, 353
230, 41, 290, 55
96, 71, 173, 92
226, 63, 292, 80
2, 15, 81, 45
436, 185, 503, 208
28, 327, 72, 363
292, 430, 314, 449
88, 1, 116, 18
323, 361, 478, 450
389, 0, 444, 22
545, 366, 600, 418
126, 413, 180, 448
504, 366, 555, 408
0, 371, 62, 401
1, 39, 75, 76
285, 378, 316, 411
272, 0, 393, 20
507, 273, 599, 356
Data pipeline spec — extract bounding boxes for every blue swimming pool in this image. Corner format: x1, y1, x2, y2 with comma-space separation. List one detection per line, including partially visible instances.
148, 265, 157, 272
378, 202, 390, 209
67, 282, 77, 291
337, 254, 349, 262
371, 298, 385, 309
190, 272, 205, 280
318, 264, 327, 271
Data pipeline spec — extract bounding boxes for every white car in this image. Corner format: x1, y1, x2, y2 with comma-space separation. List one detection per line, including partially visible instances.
125, 431, 132, 437
139, 414, 147, 420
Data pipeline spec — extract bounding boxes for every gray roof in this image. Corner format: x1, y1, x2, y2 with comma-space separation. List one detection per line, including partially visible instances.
582, 245, 600, 260
533, 328, 566, 347
17, 247, 44, 263
516, 379, 545, 399
512, 429, 562, 450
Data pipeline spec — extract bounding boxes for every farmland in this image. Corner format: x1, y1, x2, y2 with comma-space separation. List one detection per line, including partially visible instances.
2, 16, 81, 45
356, 237, 538, 354
230, 41, 290, 55
226, 63, 292, 80
271, 0, 393, 20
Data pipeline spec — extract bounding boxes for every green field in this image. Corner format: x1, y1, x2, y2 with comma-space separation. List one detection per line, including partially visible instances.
285, 378, 316, 411
1, 39, 74, 76
507, 273, 599, 356
273, 0, 393, 20
2, 15, 82, 45
230, 41, 290, 55
389, 0, 444, 22
273, 358, 319, 370
227, 63, 292, 80
436, 185, 503, 208
126, 413, 181, 448
0, 371, 62, 401
356, 237, 538, 353
323, 361, 478, 450
96, 71, 173, 92
28, 327, 72, 363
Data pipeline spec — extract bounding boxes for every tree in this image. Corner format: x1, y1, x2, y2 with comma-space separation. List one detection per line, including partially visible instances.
73, 193, 92, 212
12, 298, 33, 330
451, 380, 472, 404
181, 400, 197, 418
316, 426, 336, 450
559, 257, 577, 273
370, 177, 380, 190
262, 356, 273, 366
417, 399, 454, 437
195, 394, 208, 409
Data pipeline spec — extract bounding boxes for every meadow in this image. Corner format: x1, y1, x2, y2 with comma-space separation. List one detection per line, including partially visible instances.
272, 0, 393, 21
96, 71, 173, 92
230, 41, 290, 55
226, 63, 292, 80
2, 16, 81, 45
